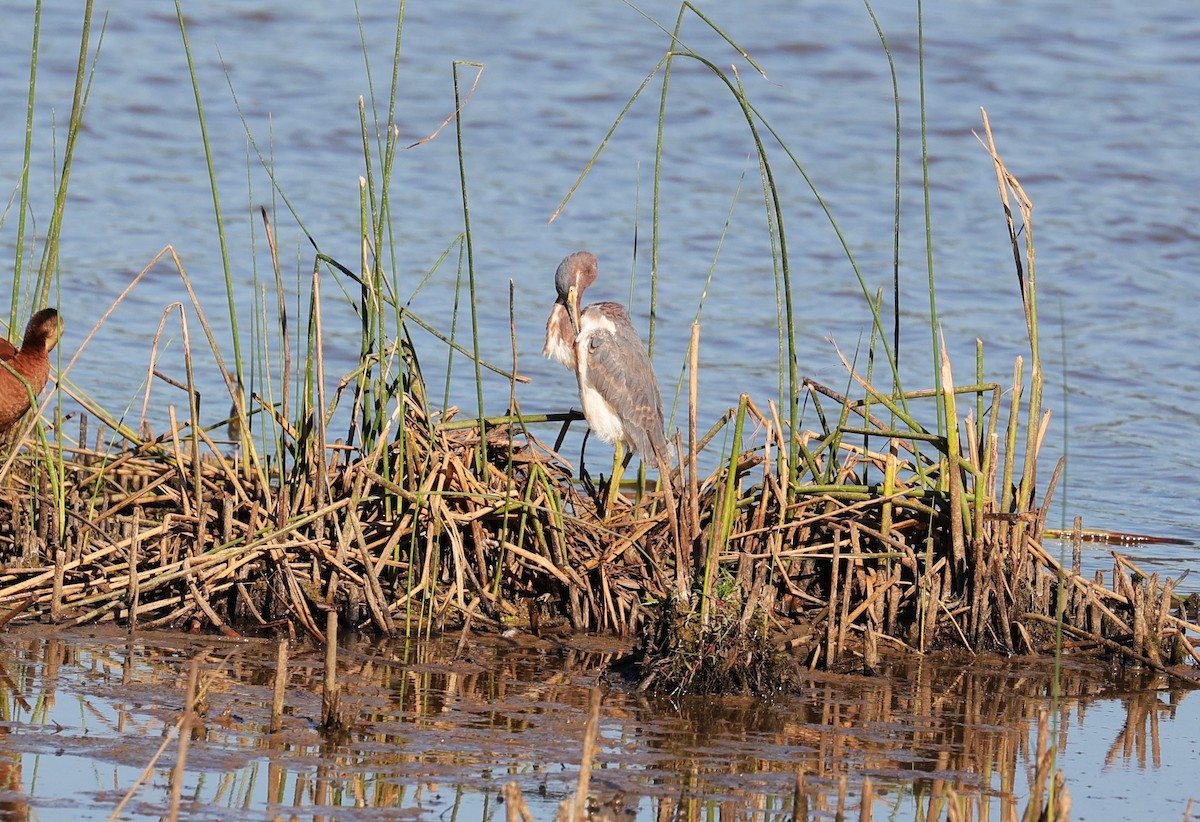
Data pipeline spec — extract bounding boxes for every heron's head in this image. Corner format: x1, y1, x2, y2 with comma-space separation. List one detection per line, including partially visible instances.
554, 251, 597, 332
22, 308, 63, 354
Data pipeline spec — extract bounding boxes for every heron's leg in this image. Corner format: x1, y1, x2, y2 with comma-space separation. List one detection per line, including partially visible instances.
578, 428, 600, 500
604, 441, 626, 515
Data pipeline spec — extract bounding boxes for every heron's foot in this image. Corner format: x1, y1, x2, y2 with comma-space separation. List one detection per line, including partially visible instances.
599, 473, 630, 518
580, 466, 598, 499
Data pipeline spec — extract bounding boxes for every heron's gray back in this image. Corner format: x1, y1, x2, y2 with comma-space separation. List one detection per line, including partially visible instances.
579, 302, 669, 466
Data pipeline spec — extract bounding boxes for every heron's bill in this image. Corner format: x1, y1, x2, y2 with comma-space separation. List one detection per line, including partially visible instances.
566, 285, 581, 333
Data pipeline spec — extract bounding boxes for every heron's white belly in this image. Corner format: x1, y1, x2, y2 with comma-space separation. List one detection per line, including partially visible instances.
578, 382, 625, 445
574, 314, 626, 446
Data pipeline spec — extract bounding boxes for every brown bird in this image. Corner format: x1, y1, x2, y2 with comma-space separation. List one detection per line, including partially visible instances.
543, 251, 670, 470
0, 308, 63, 433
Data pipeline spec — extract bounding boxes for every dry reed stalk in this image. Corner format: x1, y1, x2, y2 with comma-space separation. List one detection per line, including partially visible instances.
792, 770, 808, 822
270, 638, 288, 733
321, 609, 341, 729
167, 658, 200, 822
1021, 709, 1071, 822
563, 686, 602, 822
503, 781, 536, 822
858, 775, 874, 822
939, 336, 967, 573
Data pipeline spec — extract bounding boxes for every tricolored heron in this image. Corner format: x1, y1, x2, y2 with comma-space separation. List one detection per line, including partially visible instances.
0, 308, 62, 434
544, 253, 686, 595
543, 250, 670, 477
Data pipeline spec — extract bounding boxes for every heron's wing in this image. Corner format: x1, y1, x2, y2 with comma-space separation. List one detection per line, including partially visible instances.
0, 340, 15, 361
583, 305, 669, 466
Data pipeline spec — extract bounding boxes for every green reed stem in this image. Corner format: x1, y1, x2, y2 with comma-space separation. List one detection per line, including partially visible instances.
452, 61, 487, 472
863, 290, 883, 481
261, 207, 291, 481
939, 335, 966, 558
1000, 357, 1022, 516
659, 51, 800, 477
916, 0, 944, 436
974, 341, 988, 521
702, 394, 748, 625
37, 0, 96, 310
647, 4, 687, 357
176, 1, 246, 433
10, 0, 42, 328
863, 0, 903, 372
358, 0, 406, 297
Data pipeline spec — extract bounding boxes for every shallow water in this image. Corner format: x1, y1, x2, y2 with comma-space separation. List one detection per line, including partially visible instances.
0, 626, 1193, 821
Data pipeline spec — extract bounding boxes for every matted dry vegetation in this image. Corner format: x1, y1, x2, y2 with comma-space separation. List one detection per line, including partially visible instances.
0, 320, 1195, 696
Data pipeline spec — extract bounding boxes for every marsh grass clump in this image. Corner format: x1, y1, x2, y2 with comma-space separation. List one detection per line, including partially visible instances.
621, 112, 1199, 693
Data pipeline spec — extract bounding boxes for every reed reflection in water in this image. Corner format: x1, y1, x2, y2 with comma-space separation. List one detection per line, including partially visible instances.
0, 626, 1190, 819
